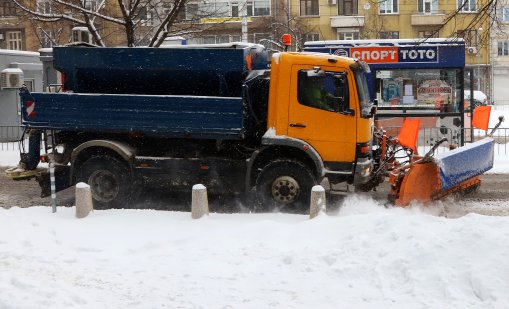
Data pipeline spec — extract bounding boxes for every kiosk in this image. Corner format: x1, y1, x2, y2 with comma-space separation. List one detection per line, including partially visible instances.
304, 38, 467, 146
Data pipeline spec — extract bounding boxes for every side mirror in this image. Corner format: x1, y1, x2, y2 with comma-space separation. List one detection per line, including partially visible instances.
370, 105, 377, 116
370, 99, 378, 116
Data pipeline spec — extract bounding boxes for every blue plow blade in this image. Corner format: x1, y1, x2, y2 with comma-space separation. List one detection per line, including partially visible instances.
433, 137, 495, 192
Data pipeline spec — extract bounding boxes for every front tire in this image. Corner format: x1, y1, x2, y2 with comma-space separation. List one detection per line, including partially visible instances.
76, 155, 137, 209
255, 160, 317, 213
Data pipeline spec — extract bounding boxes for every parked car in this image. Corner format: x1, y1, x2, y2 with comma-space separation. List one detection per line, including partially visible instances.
464, 90, 488, 110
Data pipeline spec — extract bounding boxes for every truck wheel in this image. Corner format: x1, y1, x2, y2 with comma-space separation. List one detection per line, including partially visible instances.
255, 160, 317, 213
77, 156, 135, 209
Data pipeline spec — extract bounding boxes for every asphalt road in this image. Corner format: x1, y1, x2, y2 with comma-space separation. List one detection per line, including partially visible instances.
1, 166, 508, 216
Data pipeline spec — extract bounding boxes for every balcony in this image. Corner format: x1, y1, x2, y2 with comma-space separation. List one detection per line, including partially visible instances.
411, 12, 446, 26
330, 16, 365, 28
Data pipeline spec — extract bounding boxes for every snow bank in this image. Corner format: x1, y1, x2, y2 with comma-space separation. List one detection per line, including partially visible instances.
1, 200, 509, 308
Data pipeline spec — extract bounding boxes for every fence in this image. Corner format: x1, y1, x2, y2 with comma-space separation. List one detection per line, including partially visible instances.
382, 126, 509, 156
1, 125, 508, 155
0, 126, 26, 151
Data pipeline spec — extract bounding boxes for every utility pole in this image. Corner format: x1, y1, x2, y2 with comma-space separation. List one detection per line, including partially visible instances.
477, 27, 483, 91
241, 0, 248, 42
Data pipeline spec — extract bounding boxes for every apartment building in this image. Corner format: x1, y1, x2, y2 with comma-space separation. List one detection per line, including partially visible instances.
491, 1, 509, 105
288, 0, 490, 98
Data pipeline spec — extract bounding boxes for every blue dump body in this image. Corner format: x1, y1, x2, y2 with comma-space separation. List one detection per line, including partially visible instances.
22, 44, 269, 140
27, 92, 245, 139
434, 138, 495, 191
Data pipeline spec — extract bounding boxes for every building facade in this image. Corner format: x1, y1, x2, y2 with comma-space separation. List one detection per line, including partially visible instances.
288, 0, 491, 101
491, 0, 509, 105
0, 0, 40, 51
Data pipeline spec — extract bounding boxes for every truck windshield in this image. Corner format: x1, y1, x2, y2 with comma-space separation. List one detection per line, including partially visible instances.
354, 70, 372, 118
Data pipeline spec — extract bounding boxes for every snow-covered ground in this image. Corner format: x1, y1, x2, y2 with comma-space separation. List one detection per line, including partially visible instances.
1, 106, 509, 309
2, 204, 509, 309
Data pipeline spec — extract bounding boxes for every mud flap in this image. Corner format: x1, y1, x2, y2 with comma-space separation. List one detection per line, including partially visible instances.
36, 165, 72, 198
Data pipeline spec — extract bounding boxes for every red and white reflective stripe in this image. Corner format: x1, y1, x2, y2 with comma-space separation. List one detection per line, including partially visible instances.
26, 100, 35, 118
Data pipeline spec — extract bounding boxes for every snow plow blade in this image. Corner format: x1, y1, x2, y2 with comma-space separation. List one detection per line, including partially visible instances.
391, 137, 494, 206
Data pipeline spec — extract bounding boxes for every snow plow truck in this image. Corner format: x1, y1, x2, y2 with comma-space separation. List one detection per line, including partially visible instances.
7, 43, 501, 212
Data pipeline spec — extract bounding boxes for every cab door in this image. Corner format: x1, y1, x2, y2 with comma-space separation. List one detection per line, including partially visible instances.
287, 65, 358, 164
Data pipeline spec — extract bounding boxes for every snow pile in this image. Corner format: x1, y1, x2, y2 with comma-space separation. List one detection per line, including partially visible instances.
1, 199, 509, 308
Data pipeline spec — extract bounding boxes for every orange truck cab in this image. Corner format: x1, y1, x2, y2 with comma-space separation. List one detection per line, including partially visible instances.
258, 52, 376, 193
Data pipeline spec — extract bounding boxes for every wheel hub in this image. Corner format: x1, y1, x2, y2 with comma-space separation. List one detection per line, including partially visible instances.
271, 176, 300, 204
88, 170, 119, 202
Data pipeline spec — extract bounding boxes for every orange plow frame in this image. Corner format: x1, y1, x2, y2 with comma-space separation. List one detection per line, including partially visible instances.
389, 158, 482, 207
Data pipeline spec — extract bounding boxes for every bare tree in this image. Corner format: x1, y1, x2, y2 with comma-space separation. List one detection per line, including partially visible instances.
256, 0, 319, 52
12, 0, 193, 47
358, 0, 503, 45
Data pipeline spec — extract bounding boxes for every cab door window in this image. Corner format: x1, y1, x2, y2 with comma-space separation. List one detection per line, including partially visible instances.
297, 69, 348, 112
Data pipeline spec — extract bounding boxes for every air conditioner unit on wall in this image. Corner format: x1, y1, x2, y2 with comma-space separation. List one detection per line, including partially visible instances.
328, 0, 337, 5
1, 67, 23, 89
467, 46, 478, 54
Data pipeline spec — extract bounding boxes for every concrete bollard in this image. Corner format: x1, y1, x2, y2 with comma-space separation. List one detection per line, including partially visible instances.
192, 184, 209, 219
75, 182, 93, 219
309, 185, 326, 219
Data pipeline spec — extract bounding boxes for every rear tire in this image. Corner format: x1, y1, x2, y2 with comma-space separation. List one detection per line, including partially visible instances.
255, 160, 317, 213
76, 155, 137, 209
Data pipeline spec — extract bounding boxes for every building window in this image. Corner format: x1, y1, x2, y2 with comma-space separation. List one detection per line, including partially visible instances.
498, 41, 509, 56
457, 0, 476, 12
164, 4, 186, 22
231, 2, 239, 16
253, 0, 270, 15
7, 31, 22, 50
418, 30, 439, 38
190, 34, 258, 44
379, 31, 399, 39
300, 0, 319, 16
247, 33, 269, 43
201, 1, 230, 17
138, 7, 155, 26
305, 33, 320, 41
501, 7, 509, 22
457, 29, 478, 46
186, 3, 198, 20
0, 0, 16, 16
202, 35, 230, 44
379, 0, 398, 14
339, 0, 358, 15
337, 31, 359, 40
37, 0, 52, 14
231, 1, 270, 17
198, 0, 270, 19
82, 0, 99, 11
418, 0, 438, 13
72, 27, 93, 44
39, 29, 56, 48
